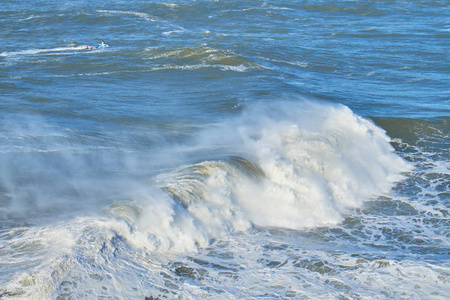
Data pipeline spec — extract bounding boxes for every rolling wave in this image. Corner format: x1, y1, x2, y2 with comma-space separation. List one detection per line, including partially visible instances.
145, 46, 263, 72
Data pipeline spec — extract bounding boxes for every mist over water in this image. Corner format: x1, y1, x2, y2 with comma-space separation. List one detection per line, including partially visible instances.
1, 0, 449, 299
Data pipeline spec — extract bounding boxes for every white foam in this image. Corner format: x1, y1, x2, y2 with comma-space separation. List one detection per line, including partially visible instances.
97, 10, 156, 22
162, 3, 179, 8
162, 30, 185, 35
18, 15, 40, 21
0, 46, 89, 57
151, 64, 252, 72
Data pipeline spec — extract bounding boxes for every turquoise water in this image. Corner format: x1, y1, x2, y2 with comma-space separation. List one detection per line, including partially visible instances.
0, 1, 449, 299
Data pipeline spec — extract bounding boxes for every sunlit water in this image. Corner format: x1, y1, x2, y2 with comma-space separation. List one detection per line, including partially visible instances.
0, 1, 449, 299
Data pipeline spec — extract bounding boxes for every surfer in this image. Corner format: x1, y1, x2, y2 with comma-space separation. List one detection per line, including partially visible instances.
83, 40, 110, 50
97, 40, 110, 48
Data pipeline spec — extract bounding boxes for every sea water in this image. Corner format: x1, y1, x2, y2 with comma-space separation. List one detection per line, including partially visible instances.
0, 0, 449, 299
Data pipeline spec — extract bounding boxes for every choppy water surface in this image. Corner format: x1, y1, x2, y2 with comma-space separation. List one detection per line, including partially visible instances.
0, 0, 449, 299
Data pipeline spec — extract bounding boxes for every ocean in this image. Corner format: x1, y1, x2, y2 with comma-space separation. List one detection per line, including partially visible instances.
0, 0, 449, 299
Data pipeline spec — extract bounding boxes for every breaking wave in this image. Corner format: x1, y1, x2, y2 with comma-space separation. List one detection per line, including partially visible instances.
151, 101, 411, 233
0, 100, 413, 298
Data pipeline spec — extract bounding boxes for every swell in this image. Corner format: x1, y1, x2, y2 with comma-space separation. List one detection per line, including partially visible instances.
373, 116, 449, 208
372, 116, 450, 158
144, 46, 263, 72
373, 116, 449, 140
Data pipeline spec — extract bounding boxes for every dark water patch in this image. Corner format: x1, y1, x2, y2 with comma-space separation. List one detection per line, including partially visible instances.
173, 265, 206, 280
373, 117, 450, 156
259, 258, 289, 269
189, 255, 238, 272
363, 198, 418, 216
293, 258, 338, 275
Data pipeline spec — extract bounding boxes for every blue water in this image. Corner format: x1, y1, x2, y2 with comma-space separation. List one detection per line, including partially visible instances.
1, 1, 449, 299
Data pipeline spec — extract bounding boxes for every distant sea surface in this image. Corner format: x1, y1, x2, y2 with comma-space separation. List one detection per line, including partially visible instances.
1, 1, 449, 299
